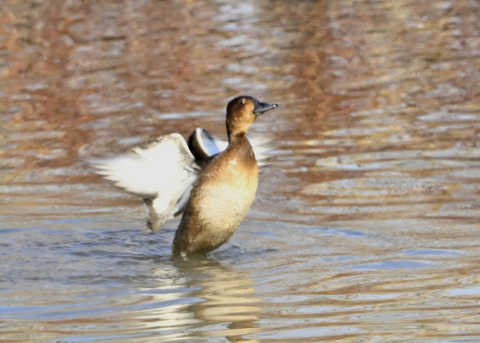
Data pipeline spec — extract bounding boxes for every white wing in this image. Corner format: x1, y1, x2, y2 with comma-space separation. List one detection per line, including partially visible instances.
89, 133, 200, 230
249, 134, 273, 167
196, 128, 227, 156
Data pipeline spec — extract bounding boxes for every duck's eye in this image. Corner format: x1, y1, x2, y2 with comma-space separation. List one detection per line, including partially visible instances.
240, 99, 246, 105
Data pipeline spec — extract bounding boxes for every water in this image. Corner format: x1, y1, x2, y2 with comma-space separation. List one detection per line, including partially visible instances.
1, 0, 480, 341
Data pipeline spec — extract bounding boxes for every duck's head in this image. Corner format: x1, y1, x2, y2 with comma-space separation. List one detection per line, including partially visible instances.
226, 96, 278, 139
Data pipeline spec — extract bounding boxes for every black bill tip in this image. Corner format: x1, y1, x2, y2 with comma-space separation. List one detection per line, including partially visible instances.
252, 98, 279, 115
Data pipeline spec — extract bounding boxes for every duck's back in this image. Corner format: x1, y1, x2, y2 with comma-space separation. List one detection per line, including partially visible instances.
173, 136, 258, 257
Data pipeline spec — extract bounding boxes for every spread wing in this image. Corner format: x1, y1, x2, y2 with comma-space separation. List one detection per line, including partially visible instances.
89, 133, 200, 228
248, 134, 273, 167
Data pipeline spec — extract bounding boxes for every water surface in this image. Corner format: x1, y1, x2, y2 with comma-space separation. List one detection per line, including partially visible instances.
1, 0, 480, 341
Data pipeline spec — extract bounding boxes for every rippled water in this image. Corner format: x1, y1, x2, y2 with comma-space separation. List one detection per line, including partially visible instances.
1, 0, 480, 341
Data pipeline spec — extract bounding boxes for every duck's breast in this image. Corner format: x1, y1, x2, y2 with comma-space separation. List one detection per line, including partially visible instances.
195, 142, 258, 233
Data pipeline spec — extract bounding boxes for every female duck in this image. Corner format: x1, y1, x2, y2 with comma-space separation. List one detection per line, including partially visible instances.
91, 96, 278, 258
173, 96, 278, 258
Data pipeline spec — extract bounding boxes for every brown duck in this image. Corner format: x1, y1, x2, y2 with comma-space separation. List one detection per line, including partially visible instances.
91, 96, 279, 258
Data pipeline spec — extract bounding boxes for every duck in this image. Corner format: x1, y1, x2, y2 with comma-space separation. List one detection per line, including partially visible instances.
91, 96, 279, 258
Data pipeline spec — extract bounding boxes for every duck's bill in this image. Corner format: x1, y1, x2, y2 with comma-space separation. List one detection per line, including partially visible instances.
253, 99, 279, 115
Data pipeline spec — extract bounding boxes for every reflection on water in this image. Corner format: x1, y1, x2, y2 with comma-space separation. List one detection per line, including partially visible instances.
1, 0, 480, 341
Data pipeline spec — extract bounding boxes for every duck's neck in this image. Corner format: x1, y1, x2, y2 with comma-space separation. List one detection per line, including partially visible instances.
227, 131, 247, 145
226, 132, 257, 167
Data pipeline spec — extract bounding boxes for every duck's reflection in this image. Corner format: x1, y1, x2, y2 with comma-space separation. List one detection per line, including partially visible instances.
173, 258, 261, 342
137, 256, 262, 341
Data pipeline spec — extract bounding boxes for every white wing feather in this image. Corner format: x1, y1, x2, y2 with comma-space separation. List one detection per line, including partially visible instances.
90, 133, 200, 230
